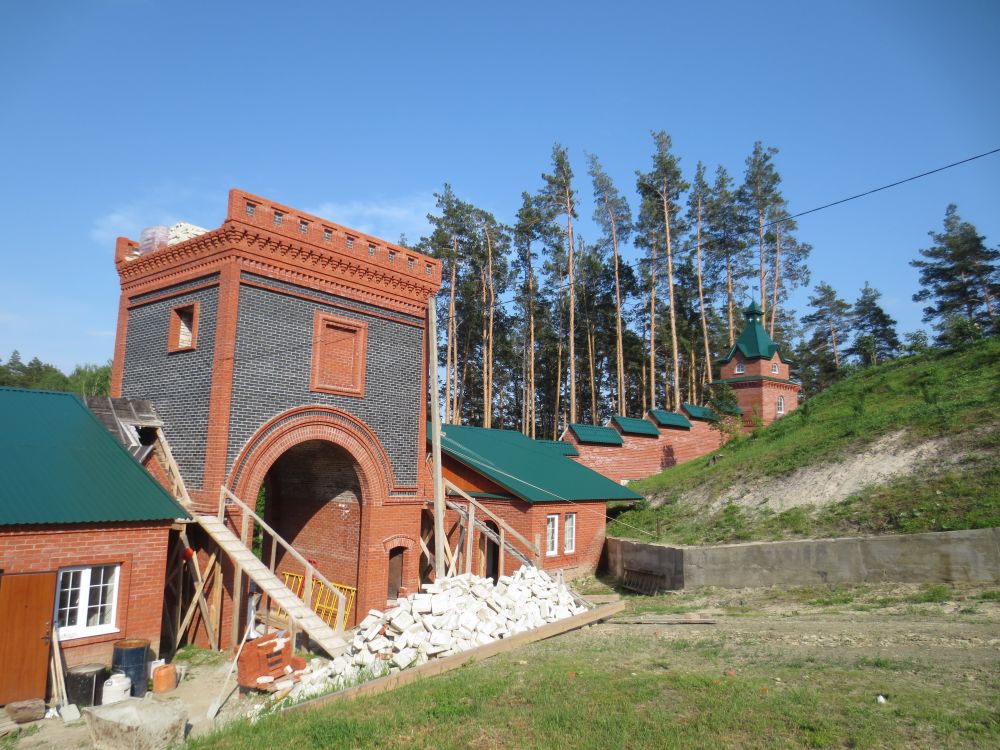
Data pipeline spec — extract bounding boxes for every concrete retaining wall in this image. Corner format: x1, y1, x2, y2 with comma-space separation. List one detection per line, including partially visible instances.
606, 527, 1000, 590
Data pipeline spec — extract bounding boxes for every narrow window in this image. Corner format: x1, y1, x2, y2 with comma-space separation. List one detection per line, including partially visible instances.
425, 264, 432, 275
777, 395, 785, 415
388, 250, 396, 263
245, 202, 256, 216
406, 257, 414, 269
273, 210, 283, 226
546, 514, 559, 556
55, 565, 120, 639
323, 228, 332, 241
299, 220, 309, 234
368, 243, 376, 256
735, 362, 745, 374
771, 362, 779, 374
346, 236, 355, 249
564, 513, 576, 554
387, 547, 405, 600
169, 303, 199, 352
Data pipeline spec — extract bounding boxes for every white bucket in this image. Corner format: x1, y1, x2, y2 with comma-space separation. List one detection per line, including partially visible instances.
102, 673, 132, 705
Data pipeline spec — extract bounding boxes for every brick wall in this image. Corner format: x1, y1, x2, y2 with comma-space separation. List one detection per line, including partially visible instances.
0, 523, 171, 668
120, 283, 219, 490
228, 280, 424, 488
565, 432, 662, 483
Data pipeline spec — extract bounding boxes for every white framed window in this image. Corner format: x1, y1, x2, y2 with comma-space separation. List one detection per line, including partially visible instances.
776, 395, 785, 415
546, 514, 559, 556
564, 513, 576, 554
771, 362, 779, 374
735, 362, 745, 374
55, 565, 120, 640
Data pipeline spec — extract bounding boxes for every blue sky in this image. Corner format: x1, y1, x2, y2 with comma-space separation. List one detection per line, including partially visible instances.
1, 0, 997, 371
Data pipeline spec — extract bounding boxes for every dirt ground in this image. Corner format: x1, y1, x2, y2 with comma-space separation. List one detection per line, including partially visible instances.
10, 581, 999, 748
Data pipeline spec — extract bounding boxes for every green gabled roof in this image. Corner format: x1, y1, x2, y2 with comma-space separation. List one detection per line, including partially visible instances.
0, 388, 189, 525
718, 302, 783, 364
681, 402, 719, 422
648, 409, 692, 430
610, 415, 660, 437
534, 439, 579, 457
567, 423, 623, 446
432, 423, 640, 503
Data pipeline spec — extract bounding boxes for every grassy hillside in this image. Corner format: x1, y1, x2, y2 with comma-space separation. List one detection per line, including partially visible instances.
609, 337, 1000, 545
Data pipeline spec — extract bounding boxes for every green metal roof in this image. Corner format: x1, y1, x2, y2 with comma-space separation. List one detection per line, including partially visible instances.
433, 423, 640, 503
567, 423, 623, 446
681, 402, 720, 422
718, 302, 783, 364
648, 409, 692, 430
0, 388, 189, 525
610, 415, 660, 437
534, 439, 579, 457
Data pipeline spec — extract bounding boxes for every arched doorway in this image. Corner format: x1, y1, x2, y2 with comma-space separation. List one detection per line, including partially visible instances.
258, 440, 363, 597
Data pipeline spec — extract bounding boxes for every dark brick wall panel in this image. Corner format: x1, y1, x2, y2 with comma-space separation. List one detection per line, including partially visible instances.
130, 273, 220, 303
120, 287, 218, 489
227, 282, 423, 487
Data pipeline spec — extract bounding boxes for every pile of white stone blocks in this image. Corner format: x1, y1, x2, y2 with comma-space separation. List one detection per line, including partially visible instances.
288, 566, 587, 701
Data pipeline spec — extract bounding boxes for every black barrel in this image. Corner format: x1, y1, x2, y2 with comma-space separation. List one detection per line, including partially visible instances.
66, 663, 106, 707
111, 639, 149, 697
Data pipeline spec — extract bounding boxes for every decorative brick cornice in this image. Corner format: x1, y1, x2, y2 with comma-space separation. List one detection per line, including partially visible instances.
115, 189, 442, 317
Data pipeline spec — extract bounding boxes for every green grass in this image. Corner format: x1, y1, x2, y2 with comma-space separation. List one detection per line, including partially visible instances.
611, 338, 1000, 545
189, 616, 1000, 749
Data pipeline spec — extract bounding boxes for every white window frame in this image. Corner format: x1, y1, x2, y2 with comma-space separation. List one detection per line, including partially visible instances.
735, 361, 745, 374
55, 564, 121, 640
776, 395, 785, 415
771, 361, 779, 374
545, 514, 559, 557
564, 513, 576, 554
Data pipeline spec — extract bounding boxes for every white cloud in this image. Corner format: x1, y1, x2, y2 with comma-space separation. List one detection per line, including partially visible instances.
308, 193, 436, 245
90, 183, 220, 247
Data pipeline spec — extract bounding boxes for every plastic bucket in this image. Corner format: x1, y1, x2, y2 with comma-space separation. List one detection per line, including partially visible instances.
102, 673, 132, 705
111, 639, 149, 697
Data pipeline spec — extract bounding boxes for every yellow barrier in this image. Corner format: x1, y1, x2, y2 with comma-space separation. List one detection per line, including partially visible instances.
277, 571, 356, 626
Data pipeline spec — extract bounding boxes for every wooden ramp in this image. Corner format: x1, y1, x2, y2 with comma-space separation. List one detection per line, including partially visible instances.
195, 514, 350, 658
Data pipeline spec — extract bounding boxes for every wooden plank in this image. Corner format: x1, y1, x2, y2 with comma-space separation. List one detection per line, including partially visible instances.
287, 601, 625, 713
445, 480, 538, 556
608, 617, 716, 625
175, 551, 218, 649
581, 594, 621, 605
464, 504, 475, 574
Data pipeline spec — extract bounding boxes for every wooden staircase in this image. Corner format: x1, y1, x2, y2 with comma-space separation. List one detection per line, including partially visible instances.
196, 514, 350, 658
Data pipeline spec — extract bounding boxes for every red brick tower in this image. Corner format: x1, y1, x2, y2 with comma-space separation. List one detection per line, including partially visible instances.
716, 302, 800, 428
110, 189, 441, 630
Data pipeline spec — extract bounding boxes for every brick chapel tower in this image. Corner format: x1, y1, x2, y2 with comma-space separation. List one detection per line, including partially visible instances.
110, 189, 441, 624
716, 302, 800, 428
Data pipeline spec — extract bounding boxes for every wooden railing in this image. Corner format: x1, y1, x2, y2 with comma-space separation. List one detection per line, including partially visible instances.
442, 480, 542, 575
218, 486, 348, 634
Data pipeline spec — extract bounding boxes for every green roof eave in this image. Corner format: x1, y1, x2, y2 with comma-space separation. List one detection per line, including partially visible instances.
647, 409, 692, 430
534, 439, 579, 457
716, 375, 801, 387
609, 415, 660, 437
0, 388, 189, 525
432, 423, 640, 503
681, 402, 719, 422
567, 423, 623, 446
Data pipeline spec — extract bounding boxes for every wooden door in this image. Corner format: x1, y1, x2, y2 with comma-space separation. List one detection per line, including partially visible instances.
0, 571, 57, 705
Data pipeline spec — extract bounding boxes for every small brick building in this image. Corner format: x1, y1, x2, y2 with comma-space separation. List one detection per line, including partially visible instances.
716, 302, 800, 427
0, 388, 187, 705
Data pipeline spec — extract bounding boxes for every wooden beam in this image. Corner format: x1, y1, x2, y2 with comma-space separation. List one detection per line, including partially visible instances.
178, 529, 219, 651
174, 551, 218, 649
444, 480, 539, 558
428, 303, 447, 580
286, 601, 626, 712
464, 504, 475, 574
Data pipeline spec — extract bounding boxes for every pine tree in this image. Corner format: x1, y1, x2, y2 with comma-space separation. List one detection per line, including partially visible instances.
801, 282, 852, 372
687, 163, 714, 387
911, 204, 999, 343
539, 145, 579, 424
704, 166, 750, 345
849, 282, 900, 365
636, 131, 688, 410
587, 153, 633, 416
738, 142, 782, 316
513, 192, 547, 437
